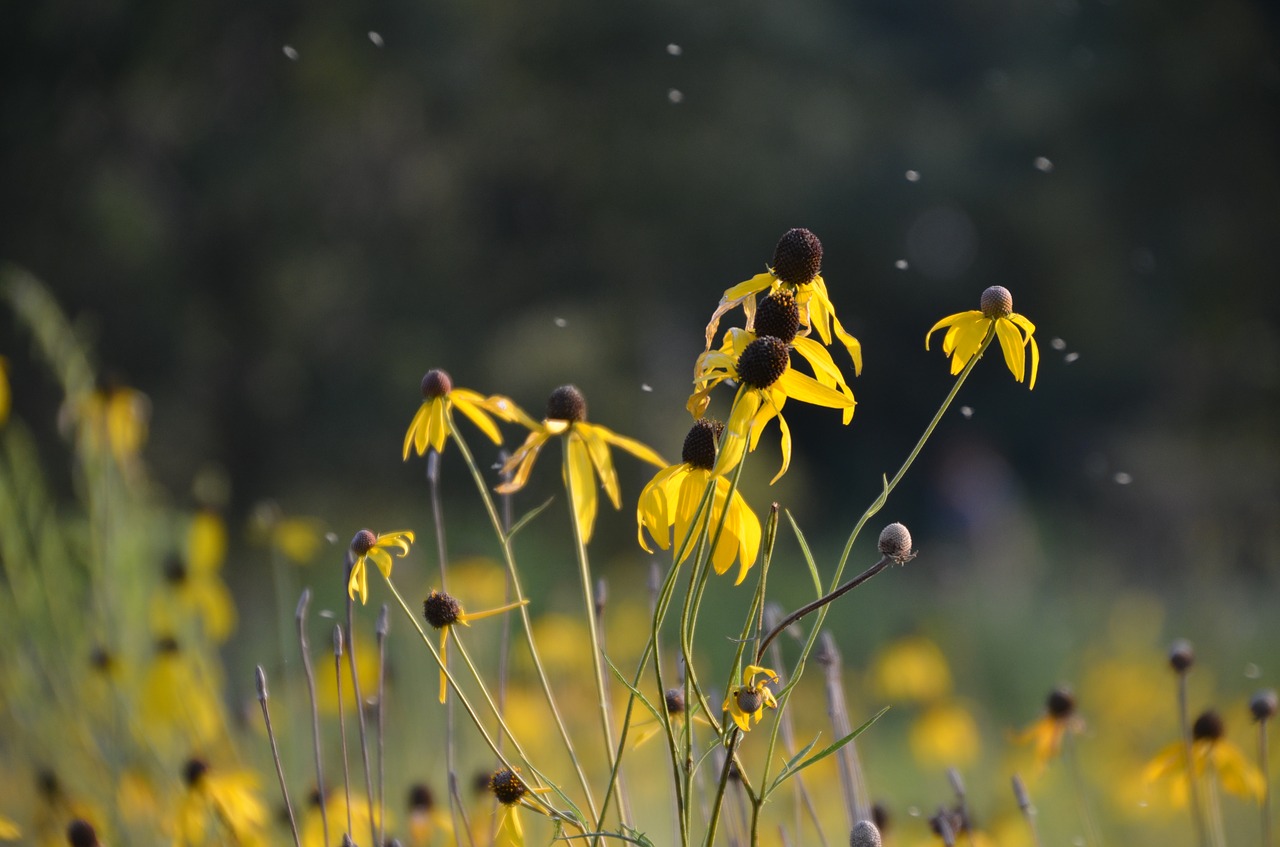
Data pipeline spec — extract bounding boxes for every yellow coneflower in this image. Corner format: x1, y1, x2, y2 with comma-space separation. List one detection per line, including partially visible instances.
422, 588, 528, 703
869, 635, 953, 704
723, 665, 780, 733
406, 783, 453, 846
631, 688, 712, 748
174, 759, 266, 846
636, 418, 762, 585
496, 385, 665, 543
403, 368, 523, 459
1144, 709, 1266, 807
927, 285, 1040, 389
691, 328, 854, 484
0, 816, 16, 841
346, 528, 415, 605
1015, 687, 1083, 772
910, 700, 982, 769
69, 382, 150, 463
150, 509, 237, 643
702, 228, 863, 377
300, 790, 386, 847
488, 768, 551, 847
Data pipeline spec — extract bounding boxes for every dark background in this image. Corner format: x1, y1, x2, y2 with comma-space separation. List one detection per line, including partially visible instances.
4, 0, 1279, 605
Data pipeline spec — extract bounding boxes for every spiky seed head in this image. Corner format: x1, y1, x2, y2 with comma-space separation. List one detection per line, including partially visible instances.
734, 687, 763, 714
737, 336, 790, 389
546, 385, 587, 422
980, 286, 1013, 319
1251, 690, 1278, 722
772, 228, 823, 285
850, 820, 883, 847
351, 529, 377, 556
664, 688, 686, 715
182, 758, 209, 788
878, 522, 914, 563
1046, 687, 1076, 718
67, 820, 101, 847
423, 590, 462, 629
1192, 710, 1224, 742
408, 783, 435, 811
489, 768, 527, 806
421, 369, 453, 399
754, 289, 801, 344
1168, 639, 1195, 673
681, 418, 723, 469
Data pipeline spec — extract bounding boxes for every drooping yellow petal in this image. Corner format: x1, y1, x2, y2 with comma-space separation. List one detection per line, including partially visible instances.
636, 463, 687, 552
196, 578, 237, 642
578, 424, 621, 509
673, 466, 712, 562
496, 430, 552, 494
188, 511, 228, 576
731, 487, 762, 584
428, 394, 449, 454
405, 402, 431, 459
776, 368, 857, 410
1212, 742, 1266, 800
1010, 313, 1040, 389
438, 629, 449, 704
377, 530, 416, 556
712, 389, 761, 477
770, 407, 792, 486
599, 426, 667, 469
946, 316, 991, 373
703, 272, 775, 355
994, 318, 1027, 383
565, 433, 599, 543
926, 311, 974, 349
486, 395, 540, 428
365, 548, 391, 580
802, 276, 836, 346
348, 559, 368, 604
451, 390, 503, 445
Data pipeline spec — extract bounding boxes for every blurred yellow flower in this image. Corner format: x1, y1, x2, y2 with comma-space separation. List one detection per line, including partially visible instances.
702, 228, 862, 377
927, 285, 1039, 389
422, 588, 528, 703
70, 383, 151, 462
0, 815, 17, 840
406, 783, 452, 847
174, 759, 266, 847
346, 528, 415, 604
1014, 688, 1083, 773
636, 419, 762, 585
403, 368, 523, 459
496, 385, 665, 543
316, 635, 380, 715
138, 637, 223, 751
869, 635, 953, 703
723, 665, 779, 733
151, 510, 237, 643
910, 700, 982, 768
1143, 709, 1265, 807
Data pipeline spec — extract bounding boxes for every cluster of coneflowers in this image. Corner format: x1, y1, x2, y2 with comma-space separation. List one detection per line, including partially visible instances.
235, 227, 1049, 847
0, 241, 1055, 846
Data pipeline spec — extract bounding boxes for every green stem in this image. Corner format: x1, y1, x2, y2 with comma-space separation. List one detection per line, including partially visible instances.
1179, 674, 1210, 847
450, 419, 599, 821
562, 442, 622, 835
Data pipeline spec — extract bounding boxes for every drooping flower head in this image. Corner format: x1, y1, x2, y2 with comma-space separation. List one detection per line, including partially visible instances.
691, 317, 855, 483
489, 768, 549, 847
150, 509, 237, 643
497, 385, 665, 543
1143, 708, 1266, 806
175, 758, 267, 846
1015, 687, 1083, 772
403, 368, 523, 460
927, 285, 1040, 388
423, 588, 527, 702
702, 228, 863, 377
636, 418, 762, 584
346, 528, 415, 604
723, 664, 780, 733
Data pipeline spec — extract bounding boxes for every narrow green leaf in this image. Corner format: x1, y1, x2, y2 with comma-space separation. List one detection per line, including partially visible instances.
506, 496, 555, 539
785, 509, 823, 599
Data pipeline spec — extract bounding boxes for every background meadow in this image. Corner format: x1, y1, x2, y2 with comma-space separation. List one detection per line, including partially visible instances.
2, 0, 1278, 843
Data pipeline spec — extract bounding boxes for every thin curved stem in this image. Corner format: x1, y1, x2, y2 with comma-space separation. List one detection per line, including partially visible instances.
450, 420, 599, 821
